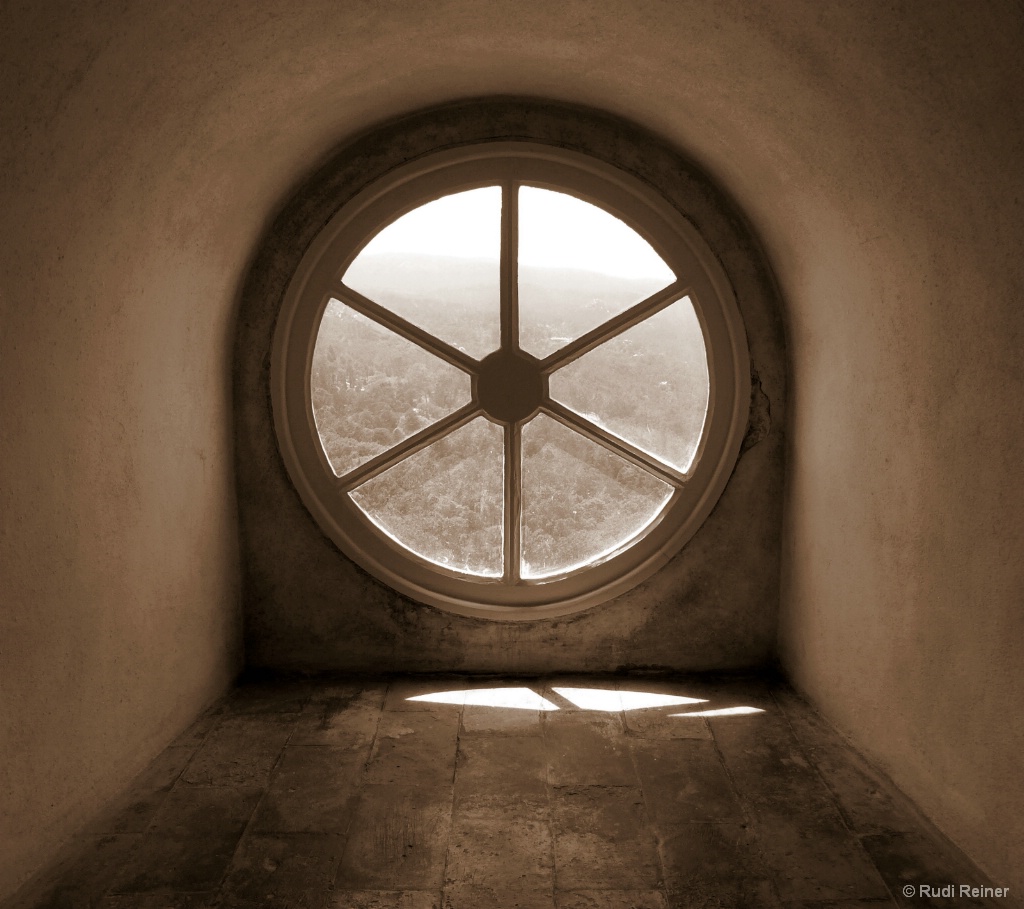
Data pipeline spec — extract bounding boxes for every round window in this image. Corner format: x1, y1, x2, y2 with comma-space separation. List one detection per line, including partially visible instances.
272, 143, 749, 619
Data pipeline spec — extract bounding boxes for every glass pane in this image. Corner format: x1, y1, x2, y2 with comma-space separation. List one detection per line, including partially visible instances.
350, 418, 504, 577
518, 187, 675, 358
311, 300, 472, 477
550, 297, 709, 474
520, 415, 673, 579
343, 187, 501, 359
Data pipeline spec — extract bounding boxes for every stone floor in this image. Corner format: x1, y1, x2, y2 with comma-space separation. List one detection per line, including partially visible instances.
7, 674, 1005, 909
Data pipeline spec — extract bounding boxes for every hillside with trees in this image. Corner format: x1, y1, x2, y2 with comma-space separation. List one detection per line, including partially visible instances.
310, 253, 709, 577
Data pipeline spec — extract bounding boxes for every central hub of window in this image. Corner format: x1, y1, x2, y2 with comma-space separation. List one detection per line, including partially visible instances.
476, 349, 545, 423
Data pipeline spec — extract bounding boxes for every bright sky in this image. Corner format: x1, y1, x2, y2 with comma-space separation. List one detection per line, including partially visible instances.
359, 185, 675, 282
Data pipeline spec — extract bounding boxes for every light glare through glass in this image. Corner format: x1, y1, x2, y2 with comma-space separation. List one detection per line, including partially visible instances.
518, 186, 674, 279
343, 187, 502, 359
518, 187, 675, 358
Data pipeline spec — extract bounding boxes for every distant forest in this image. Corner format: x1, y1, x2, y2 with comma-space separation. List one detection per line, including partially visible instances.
310, 253, 708, 577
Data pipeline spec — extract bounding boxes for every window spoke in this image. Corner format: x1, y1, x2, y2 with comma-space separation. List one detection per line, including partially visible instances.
542, 400, 685, 486
540, 280, 689, 373
336, 283, 478, 373
500, 182, 519, 351
337, 403, 482, 491
504, 422, 522, 583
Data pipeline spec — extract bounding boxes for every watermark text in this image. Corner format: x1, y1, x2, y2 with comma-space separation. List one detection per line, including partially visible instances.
902, 884, 1010, 899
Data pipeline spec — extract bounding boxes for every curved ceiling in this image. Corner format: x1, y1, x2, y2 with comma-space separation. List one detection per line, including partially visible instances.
3, 2, 1019, 332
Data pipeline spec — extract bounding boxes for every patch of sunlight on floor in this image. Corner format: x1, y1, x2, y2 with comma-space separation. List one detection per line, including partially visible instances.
618, 689, 708, 710
407, 687, 560, 710
408, 686, 760, 716
552, 687, 708, 711
672, 706, 765, 717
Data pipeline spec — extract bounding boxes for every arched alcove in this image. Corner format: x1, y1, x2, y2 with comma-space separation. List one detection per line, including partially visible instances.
233, 100, 786, 673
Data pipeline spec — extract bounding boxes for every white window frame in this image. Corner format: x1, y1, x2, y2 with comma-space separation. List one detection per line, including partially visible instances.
271, 142, 750, 619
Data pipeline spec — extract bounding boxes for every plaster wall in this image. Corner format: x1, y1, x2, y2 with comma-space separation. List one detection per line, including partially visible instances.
767, 6, 1024, 895
0, 4, 248, 898
1, 0, 1022, 900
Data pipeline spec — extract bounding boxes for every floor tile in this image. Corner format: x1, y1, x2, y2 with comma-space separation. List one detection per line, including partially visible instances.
543, 681, 624, 715
773, 689, 925, 837
306, 680, 388, 709
100, 892, 218, 908
220, 679, 311, 716
755, 811, 889, 902
445, 802, 552, 891
108, 834, 240, 894
623, 710, 713, 740
461, 702, 547, 735
252, 745, 366, 833
443, 885, 555, 909
615, 680, 716, 741
555, 891, 668, 908
615, 679, 718, 741
363, 711, 459, 788
335, 785, 453, 891
182, 714, 295, 787
657, 821, 775, 904
330, 893, 440, 909
170, 711, 221, 750
782, 902, 894, 909
149, 783, 261, 838
545, 714, 635, 787
7, 676, 1008, 909
454, 734, 547, 810
384, 679, 468, 712
631, 738, 744, 824
218, 833, 344, 908
860, 832, 994, 909
292, 690, 384, 748
664, 883, 779, 909
9, 834, 141, 909
551, 786, 660, 890
712, 714, 841, 817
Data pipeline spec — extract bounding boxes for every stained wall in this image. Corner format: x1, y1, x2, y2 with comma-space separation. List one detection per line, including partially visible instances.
0, 3, 251, 898
770, 7, 1024, 895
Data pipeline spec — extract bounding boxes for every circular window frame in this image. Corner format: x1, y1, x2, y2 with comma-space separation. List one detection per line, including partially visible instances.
272, 141, 750, 620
